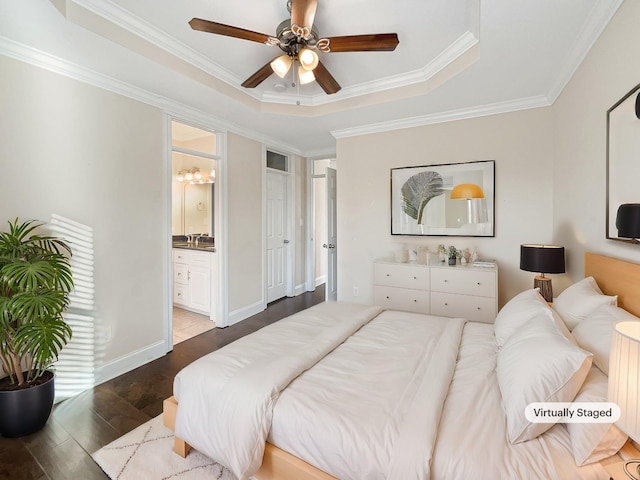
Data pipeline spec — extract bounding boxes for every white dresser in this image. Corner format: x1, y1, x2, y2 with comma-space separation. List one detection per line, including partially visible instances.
374, 260, 498, 323
173, 248, 212, 315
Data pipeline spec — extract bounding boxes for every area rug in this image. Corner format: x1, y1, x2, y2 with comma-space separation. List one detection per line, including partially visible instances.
92, 415, 237, 480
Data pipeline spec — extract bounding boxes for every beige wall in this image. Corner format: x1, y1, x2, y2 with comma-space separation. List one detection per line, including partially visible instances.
552, 0, 640, 287
0, 55, 165, 376
226, 132, 264, 313
336, 108, 555, 308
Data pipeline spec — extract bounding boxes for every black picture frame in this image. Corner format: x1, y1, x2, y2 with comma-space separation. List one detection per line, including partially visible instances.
390, 160, 495, 237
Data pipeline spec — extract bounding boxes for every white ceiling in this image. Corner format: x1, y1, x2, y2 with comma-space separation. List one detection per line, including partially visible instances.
0, 0, 623, 156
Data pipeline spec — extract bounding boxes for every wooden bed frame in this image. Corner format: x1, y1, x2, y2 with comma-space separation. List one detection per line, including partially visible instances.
162, 252, 640, 480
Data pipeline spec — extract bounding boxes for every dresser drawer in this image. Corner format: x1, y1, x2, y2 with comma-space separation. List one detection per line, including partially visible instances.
189, 251, 212, 268
430, 268, 496, 298
430, 292, 496, 323
374, 286, 429, 314
374, 263, 429, 290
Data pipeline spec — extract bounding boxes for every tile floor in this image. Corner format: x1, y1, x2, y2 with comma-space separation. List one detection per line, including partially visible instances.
172, 306, 214, 344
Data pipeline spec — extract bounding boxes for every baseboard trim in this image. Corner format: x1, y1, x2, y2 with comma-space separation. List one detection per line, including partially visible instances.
94, 339, 167, 386
315, 275, 327, 287
227, 300, 265, 327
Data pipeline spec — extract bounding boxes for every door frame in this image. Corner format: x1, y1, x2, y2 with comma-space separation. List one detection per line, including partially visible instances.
164, 114, 229, 352
305, 158, 336, 294
263, 148, 295, 306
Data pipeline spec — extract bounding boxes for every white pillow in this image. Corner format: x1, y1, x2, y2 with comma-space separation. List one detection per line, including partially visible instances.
494, 289, 548, 346
553, 277, 617, 331
497, 313, 593, 444
572, 304, 640, 374
567, 366, 628, 465
494, 289, 575, 346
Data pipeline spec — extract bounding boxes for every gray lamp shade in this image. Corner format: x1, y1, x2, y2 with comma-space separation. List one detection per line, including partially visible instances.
616, 204, 640, 239
520, 245, 566, 274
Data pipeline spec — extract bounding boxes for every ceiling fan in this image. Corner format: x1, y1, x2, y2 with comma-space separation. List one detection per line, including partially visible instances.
189, 0, 399, 95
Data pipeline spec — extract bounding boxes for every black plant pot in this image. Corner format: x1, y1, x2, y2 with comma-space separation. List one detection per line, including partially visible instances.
448, 257, 457, 265
0, 372, 55, 438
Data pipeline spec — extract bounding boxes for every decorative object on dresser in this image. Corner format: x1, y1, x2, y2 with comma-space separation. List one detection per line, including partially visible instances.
608, 321, 640, 479
373, 260, 498, 323
606, 82, 640, 244
519, 244, 565, 303
446, 245, 459, 265
616, 203, 640, 243
390, 160, 495, 237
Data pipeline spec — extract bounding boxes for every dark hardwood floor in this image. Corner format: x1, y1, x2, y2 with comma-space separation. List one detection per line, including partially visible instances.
0, 287, 325, 480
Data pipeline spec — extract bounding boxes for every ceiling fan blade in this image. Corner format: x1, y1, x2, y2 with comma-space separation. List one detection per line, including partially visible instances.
189, 18, 271, 44
314, 61, 341, 95
241, 61, 274, 88
290, 0, 318, 29
325, 33, 399, 52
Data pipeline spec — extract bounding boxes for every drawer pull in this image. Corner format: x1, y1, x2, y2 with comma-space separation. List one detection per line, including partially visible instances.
444, 279, 448, 283
413, 276, 417, 280
477, 282, 481, 285
477, 307, 481, 310
386, 296, 390, 299
444, 302, 448, 306
413, 299, 417, 302
386, 274, 390, 277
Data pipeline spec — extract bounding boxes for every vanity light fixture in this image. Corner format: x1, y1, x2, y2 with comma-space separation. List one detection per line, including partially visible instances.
175, 167, 215, 184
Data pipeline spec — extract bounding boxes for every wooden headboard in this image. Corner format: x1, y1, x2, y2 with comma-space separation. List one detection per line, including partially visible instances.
584, 252, 640, 317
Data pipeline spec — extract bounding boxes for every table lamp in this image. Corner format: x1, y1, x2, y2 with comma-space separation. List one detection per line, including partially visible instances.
519, 244, 565, 303
608, 321, 640, 478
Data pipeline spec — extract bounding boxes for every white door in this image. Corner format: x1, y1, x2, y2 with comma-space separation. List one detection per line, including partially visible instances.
325, 167, 338, 301
266, 171, 288, 302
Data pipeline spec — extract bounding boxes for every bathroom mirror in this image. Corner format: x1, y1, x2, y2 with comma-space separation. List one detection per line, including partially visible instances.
606, 82, 640, 242
171, 153, 215, 237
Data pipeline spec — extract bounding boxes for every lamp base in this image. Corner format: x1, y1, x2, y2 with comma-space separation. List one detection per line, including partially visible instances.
534, 276, 553, 303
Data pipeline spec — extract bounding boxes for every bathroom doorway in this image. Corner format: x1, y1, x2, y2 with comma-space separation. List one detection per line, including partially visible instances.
170, 120, 221, 344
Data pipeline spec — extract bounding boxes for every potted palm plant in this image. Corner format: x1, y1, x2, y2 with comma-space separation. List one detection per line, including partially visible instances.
0, 218, 73, 437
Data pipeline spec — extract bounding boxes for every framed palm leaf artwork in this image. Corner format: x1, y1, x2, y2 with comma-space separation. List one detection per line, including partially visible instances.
391, 160, 495, 236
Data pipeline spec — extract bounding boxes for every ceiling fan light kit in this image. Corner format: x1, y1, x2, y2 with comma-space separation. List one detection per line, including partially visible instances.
189, 0, 399, 95
271, 54, 293, 78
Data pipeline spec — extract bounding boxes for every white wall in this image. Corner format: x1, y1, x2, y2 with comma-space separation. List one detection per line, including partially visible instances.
0, 55, 166, 380
552, 0, 640, 287
336, 107, 555, 308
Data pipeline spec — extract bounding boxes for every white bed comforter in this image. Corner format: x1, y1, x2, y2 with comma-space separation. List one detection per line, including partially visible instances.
268, 309, 466, 480
174, 302, 385, 480
174, 303, 466, 480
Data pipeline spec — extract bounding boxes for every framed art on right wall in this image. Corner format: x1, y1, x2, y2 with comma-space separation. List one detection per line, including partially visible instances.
607, 82, 640, 243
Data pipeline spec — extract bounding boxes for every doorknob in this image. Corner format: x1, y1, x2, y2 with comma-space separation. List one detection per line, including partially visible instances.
322, 244, 328, 248
283, 239, 290, 244
328, 244, 335, 249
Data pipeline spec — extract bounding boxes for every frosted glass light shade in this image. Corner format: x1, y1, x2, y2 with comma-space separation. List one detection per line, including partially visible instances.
271, 55, 292, 78
608, 320, 640, 443
298, 48, 319, 70
298, 66, 315, 85
450, 183, 485, 199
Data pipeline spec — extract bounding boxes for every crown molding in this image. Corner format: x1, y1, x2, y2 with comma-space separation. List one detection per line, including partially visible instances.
0, 35, 304, 157
331, 95, 551, 140
67, 0, 480, 109
67, 0, 242, 91
546, 0, 624, 103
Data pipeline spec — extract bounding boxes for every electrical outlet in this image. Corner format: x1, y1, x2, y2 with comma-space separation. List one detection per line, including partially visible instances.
353, 286, 359, 297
